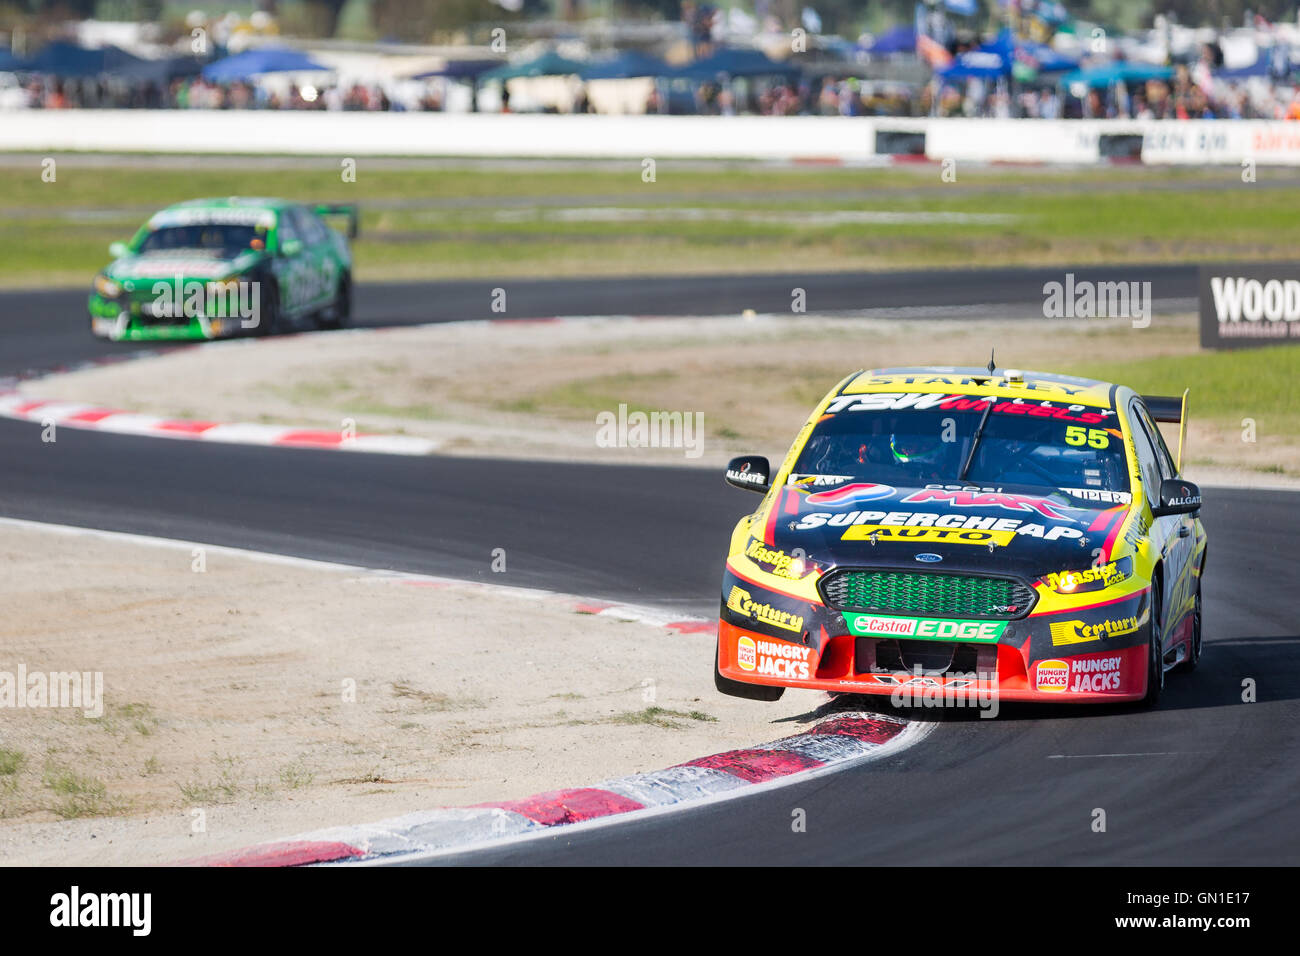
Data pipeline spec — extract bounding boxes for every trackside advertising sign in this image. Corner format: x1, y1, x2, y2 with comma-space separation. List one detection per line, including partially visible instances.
1200, 264, 1300, 349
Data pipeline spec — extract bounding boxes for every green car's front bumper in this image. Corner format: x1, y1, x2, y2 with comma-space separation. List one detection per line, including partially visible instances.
88, 293, 237, 341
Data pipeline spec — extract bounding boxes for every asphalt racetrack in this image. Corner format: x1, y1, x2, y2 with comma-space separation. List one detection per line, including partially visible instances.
1, 267, 1296, 865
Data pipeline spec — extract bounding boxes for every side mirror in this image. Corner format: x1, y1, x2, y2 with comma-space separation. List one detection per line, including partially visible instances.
725, 455, 771, 493
108, 241, 129, 259
1152, 478, 1201, 517
281, 238, 304, 256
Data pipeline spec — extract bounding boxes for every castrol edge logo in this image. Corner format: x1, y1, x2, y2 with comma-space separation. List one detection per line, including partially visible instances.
737, 636, 757, 672
1035, 659, 1070, 693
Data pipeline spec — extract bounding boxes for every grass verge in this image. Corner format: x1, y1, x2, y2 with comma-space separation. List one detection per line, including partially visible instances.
9, 162, 1300, 287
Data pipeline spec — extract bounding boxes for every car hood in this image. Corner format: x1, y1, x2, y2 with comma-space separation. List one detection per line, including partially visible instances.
764, 481, 1130, 581
105, 249, 265, 283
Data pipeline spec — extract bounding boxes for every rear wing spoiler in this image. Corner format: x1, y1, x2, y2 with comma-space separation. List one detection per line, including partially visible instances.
314, 204, 358, 239
1143, 389, 1190, 471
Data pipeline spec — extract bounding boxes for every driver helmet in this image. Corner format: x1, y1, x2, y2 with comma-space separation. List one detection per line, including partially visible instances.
889, 432, 945, 465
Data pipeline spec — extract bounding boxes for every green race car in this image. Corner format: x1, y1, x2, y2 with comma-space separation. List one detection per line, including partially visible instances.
88, 197, 356, 341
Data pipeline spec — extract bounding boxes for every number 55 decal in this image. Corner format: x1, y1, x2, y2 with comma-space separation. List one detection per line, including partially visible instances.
1065, 426, 1110, 448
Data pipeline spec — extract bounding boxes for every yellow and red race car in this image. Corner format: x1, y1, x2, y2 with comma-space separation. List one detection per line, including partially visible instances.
715, 365, 1206, 707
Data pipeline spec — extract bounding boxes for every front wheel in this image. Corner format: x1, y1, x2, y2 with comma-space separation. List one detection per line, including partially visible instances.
317, 272, 351, 330
1180, 581, 1203, 672
714, 645, 784, 701
254, 280, 280, 337
1143, 583, 1165, 708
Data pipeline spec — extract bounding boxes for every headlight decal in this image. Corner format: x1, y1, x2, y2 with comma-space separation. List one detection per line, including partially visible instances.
92, 274, 121, 298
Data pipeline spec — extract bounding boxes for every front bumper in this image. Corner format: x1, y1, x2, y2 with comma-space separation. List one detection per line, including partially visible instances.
88, 293, 234, 341
717, 568, 1153, 704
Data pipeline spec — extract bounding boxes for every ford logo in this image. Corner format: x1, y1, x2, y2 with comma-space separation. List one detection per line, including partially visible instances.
915, 553, 943, 563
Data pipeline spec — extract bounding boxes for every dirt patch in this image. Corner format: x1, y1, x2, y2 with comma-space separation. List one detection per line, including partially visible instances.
22, 313, 1299, 485
0, 520, 823, 865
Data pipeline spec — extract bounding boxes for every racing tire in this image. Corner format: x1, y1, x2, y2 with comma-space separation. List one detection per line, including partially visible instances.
317, 272, 351, 331
1180, 581, 1203, 673
254, 279, 280, 337
1143, 581, 1165, 708
714, 645, 784, 701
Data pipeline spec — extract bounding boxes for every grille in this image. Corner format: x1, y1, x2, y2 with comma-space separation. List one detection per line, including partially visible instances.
857, 638, 997, 676
821, 570, 1035, 620
131, 295, 195, 327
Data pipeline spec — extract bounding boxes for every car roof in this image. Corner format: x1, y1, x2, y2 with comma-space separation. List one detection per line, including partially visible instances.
163, 197, 292, 213
145, 198, 286, 231
839, 366, 1115, 408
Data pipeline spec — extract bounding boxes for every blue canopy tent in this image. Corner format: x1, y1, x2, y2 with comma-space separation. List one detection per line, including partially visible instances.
578, 50, 669, 80
1214, 58, 1273, 81
201, 47, 330, 82
0, 48, 28, 71
937, 27, 1015, 81
864, 25, 917, 56
1059, 62, 1174, 88
669, 47, 801, 81
480, 51, 586, 82
25, 42, 147, 77
410, 59, 502, 80
1031, 0, 1071, 25
116, 54, 206, 83
1015, 39, 1078, 73
938, 48, 1010, 80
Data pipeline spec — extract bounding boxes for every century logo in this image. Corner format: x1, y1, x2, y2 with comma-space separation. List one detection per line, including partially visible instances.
726, 586, 804, 633
1049, 616, 1139, 646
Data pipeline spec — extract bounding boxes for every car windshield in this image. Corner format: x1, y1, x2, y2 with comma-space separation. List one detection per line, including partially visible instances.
137, 225, 261, 256
792, 399, 1129, 494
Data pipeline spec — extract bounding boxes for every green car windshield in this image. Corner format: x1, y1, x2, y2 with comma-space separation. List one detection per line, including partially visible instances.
137, 224, 262, 256
792, 405, 1130, 494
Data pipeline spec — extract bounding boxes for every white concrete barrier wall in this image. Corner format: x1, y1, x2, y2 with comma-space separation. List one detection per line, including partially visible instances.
0, 110, 879, 161
1139, 119, 1300, 165
919, 118, 1143, 164
2, 110, 1299, 165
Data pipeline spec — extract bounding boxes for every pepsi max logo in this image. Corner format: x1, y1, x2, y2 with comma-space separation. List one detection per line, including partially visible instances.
805, 482, 896, 505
